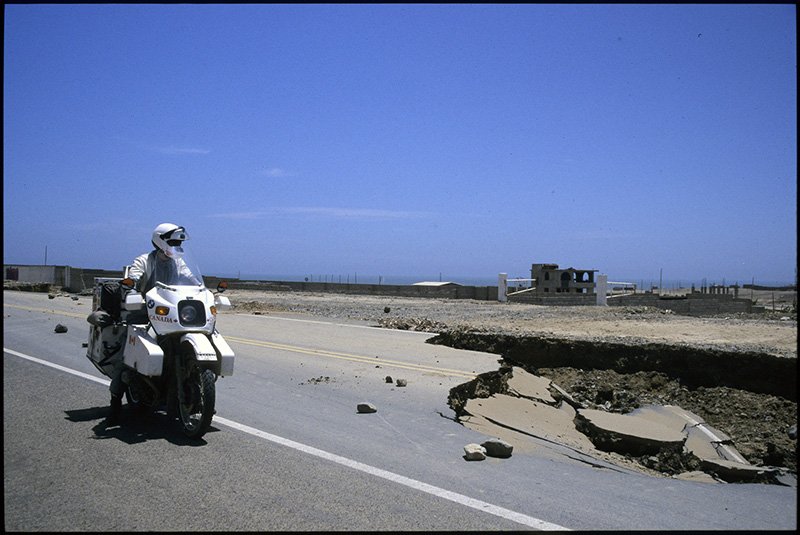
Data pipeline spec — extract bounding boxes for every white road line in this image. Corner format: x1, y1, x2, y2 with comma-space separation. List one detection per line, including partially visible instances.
4, 348, 110, 386
665, 405, 748, 464
4, 347, 569, 531
215, 416, 568, 530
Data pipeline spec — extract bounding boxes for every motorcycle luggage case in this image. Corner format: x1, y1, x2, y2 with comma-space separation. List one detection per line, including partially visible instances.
86, 324, 126, 377
86, 277, 126, 376
123, 325, 164, 377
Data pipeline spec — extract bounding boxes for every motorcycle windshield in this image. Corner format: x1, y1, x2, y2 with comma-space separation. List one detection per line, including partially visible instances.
151, 251, 204, 287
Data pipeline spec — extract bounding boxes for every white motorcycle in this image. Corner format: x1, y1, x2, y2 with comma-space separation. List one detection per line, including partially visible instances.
86, 252, 234, 439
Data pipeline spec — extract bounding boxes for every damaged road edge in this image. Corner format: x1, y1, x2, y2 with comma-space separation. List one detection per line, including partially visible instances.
445, 354, 795, 486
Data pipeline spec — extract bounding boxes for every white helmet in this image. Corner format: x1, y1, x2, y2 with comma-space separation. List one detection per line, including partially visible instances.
151, 223, 189, 258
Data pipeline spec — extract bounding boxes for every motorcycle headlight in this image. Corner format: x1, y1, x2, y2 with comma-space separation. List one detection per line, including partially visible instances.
178, 300, 206, 326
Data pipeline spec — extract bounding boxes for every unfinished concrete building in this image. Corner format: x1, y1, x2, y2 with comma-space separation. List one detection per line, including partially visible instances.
531, 263, 598, 295
507, 263, 599, 306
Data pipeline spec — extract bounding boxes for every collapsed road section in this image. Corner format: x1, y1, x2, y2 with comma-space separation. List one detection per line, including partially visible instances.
432, 330, 797, 485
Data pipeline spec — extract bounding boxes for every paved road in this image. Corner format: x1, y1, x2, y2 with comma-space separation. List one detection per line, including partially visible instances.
3, 291, 797, 530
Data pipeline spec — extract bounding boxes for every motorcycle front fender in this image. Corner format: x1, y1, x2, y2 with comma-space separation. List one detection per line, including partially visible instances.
179, 332, 234, 377
180, 332, 217, 362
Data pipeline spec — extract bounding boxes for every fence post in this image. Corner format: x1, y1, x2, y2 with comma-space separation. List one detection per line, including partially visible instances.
596, 274, 608, 306
498, 273, 507, 302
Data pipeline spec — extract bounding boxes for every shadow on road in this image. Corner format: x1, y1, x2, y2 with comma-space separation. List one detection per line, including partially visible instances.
64, 405, 220, 446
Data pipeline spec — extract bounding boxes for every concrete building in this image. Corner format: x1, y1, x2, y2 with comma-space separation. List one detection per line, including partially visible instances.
530, 263, 598, 295
3, 264, 123, 293
502, 263, 601, 306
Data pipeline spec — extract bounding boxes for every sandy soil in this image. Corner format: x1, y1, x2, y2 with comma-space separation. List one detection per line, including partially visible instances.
228, 288, 797, 357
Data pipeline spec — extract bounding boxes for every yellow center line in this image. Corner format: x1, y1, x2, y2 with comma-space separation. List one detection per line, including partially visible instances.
4, 302, 476, 379
4, 303, 87, 320
225, 335, 476, 379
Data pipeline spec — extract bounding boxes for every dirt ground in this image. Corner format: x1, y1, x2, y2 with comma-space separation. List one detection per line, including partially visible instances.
224, 287, 797, 477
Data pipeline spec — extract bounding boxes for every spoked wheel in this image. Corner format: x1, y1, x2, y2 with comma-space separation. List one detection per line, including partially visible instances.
177, 362, 216, 439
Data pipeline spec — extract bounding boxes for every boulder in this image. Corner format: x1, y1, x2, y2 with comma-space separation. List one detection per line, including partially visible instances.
464, 443, 486, 461
482, 438, 513, 458
357, 402, 377, 414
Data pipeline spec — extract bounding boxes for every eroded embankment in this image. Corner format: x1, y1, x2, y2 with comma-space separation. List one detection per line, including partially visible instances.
429, 331, 797, 402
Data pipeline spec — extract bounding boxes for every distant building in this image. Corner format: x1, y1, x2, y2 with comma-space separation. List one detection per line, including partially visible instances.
530, 263, 597, 295
503, 263, 600, 306
412, 281, 461, 287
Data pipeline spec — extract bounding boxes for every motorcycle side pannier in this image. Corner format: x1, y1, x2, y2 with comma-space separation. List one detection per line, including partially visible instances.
86, 278, 126, 377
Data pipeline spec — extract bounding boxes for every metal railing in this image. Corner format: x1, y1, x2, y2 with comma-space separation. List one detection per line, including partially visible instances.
606, 281, 638, 298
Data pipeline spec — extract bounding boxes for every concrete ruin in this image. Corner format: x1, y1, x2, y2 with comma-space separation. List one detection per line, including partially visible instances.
529, 263, 597, 295
505, 263, 600, 306
607, 289, 756, 315
499, 261, 761, 314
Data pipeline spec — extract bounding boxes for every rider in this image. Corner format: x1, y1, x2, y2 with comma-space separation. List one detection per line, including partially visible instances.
106, 222, 195, 425
128, 223, 198, 294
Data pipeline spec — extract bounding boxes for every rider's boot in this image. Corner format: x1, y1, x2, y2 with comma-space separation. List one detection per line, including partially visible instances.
106, 393, 123, 426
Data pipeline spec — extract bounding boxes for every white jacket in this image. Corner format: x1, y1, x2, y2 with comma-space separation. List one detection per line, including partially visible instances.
129, 250, 198, 293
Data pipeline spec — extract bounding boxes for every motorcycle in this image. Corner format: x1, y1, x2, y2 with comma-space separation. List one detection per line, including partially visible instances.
85, 251, 234, 439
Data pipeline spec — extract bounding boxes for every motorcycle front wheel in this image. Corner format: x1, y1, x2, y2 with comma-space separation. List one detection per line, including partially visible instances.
177, 363, 216, 439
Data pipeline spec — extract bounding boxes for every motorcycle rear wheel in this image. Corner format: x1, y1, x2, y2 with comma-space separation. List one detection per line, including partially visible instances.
177, 366, 216, 439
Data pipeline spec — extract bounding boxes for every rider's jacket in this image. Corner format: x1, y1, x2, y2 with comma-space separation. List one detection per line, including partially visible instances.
129, 250, 198, 294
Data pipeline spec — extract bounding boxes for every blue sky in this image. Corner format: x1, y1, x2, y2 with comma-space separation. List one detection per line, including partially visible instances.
4, 4, 796, 286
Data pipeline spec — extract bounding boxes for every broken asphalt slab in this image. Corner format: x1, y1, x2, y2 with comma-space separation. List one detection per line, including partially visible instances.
455, 366, 790, 483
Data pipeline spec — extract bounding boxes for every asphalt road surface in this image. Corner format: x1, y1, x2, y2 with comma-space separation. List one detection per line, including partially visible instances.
4, 291, 797, 531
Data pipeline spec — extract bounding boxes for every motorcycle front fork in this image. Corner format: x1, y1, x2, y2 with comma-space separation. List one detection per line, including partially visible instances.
174, 351, 187, 405
173, 351, 201, 407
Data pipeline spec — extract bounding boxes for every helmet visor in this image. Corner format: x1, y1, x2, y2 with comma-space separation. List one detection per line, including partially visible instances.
161, 227, 189, 241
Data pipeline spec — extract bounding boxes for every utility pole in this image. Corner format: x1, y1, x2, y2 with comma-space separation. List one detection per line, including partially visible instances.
44, 245, 48, 266
659, 268, 663, 295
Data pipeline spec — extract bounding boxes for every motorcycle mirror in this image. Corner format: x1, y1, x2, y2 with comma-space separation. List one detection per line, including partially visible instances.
121, 278, 136, 289
217, 281, 228, 293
